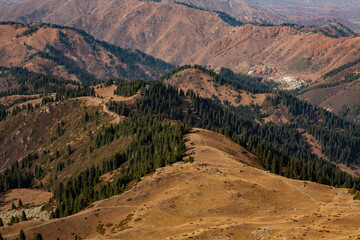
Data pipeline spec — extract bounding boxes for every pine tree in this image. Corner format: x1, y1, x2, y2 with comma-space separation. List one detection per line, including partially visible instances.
67, 145, 72, 156
56, 123, 63, 137
32, 233, 42, 240
19, 229, 26, 240
11, 202, 16, 209
18, 198, 23, 207
21, 211, 27, 221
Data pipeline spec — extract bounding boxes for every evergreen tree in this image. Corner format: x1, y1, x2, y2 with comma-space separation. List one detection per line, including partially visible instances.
67, 145, 72, 156
32, 233, 42, 240
19, 229, 26, 240
18, 199, 23, 207
21, 211, 27, 221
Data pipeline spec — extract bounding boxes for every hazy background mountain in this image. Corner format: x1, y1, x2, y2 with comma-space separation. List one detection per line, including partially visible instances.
165, 0, 360, 32
0, 0, 24, 7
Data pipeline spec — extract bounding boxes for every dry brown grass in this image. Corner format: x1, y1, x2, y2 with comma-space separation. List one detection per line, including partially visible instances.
300, 129, 328, 161
1, 128, 360, 239
94, 85, 141, 104
300, 83, 360, 114
165, 68, 273, 108
0, 94, 40, 106
0, 189, 52, 213
6, 94, 56, 112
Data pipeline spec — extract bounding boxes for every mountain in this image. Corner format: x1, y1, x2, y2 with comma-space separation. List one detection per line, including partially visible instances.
1, 129, 360, 239
168, 0, 360, 33
0, 22, 174, 83
0, 0, 359, 84
297, 57, 360, 115
165, 0, 288, 24
0, 0, 23, 7
1, 1, 360, 238
1, 66, 360, 239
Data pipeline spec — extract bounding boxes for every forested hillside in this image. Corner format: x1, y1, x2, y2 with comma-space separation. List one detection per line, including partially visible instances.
48, 66, 360, 217
0, 63, 360, 238
0, 22, 174, 83
1, 1, 360, 238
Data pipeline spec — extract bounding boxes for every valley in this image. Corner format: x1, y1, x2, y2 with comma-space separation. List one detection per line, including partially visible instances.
0, 0, 360, 239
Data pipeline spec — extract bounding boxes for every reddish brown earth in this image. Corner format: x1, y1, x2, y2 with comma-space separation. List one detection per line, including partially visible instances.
1, 0, 360, 82
165, 68, 275, 107
0, 23, 169, 84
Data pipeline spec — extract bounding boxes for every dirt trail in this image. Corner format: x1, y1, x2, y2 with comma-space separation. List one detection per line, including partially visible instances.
77, 85, 140, 123
76, 96, 123, 124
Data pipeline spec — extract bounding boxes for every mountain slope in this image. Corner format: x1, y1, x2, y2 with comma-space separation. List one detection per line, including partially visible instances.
0, 0, 23, 7
0, 22, 174, 83
0, 0, 360, 82
296, 57, 360, 114
0, 66, 360, 238
1, 129, 360, 239
171, 0, 360, 33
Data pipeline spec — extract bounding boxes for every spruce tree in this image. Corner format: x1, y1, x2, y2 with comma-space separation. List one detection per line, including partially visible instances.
19, 229, 26, 240
67, 145, 72, 156
18, 198, 23, 207
32, 233, 42, 240
21, 211, 27, 221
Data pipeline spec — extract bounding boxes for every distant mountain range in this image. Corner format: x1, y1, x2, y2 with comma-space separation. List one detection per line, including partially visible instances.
0, 0, 24, 7
1, 0, 360, 112
169, 0, 360, 33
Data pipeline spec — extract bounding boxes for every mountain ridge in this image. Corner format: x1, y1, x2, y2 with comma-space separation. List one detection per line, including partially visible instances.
1, 1, 360, 239
0, 22, 174, 83
0, 0, 360, 83
0, 65, 360, 238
